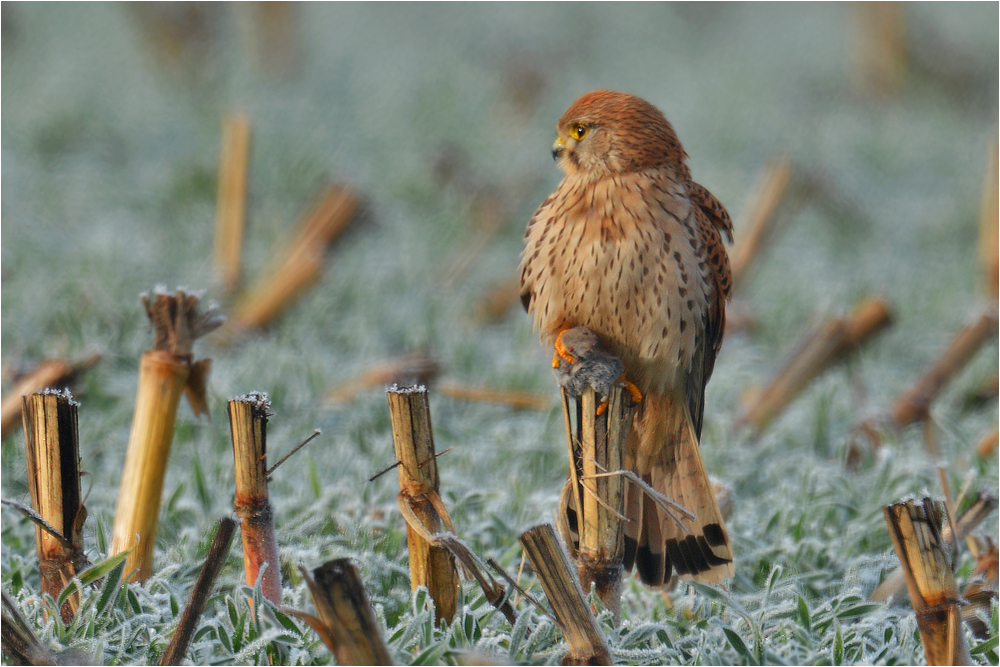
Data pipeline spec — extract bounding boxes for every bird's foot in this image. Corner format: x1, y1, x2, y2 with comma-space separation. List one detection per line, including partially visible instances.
596, 376, 643, 416
551, 328, 580, 368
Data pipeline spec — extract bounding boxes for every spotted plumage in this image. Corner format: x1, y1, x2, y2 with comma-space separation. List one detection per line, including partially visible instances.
519, 90, 734, 586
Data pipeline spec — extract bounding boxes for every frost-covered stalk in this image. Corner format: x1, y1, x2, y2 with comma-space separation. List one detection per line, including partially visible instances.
739, 296, 892, 435
111, 289, 222, 583
228, 392, 282, 604
884, 498, 972, 666
559, 384, 631, 623
297, 559, 393, 666
219, 184, 358, 341
22, 390, 84, 623
888, 307, 998, 430
159, 518, 237, 666
519, 523, 612, 666
214, 111, 252, 294
386, 385, 459, 625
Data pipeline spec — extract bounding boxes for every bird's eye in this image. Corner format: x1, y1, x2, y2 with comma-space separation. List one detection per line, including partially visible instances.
570, 124, 588, 140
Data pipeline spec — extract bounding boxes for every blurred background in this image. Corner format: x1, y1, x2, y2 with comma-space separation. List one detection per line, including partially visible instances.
1, 3, 997, 662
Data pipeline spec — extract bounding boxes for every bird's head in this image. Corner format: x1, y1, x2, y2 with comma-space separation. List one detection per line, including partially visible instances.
551, 90, 689, 179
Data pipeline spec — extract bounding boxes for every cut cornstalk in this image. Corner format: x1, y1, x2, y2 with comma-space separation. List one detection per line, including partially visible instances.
21, 390, 85, 624
1, 353, 101, 439
850, 2, 907, 98
111, 289, 223, 583
883, 498, 972, 666
294, 559, 393, 666
219, 184, 359, 341
324, 352, 440, 404
738, 296, 893, 434
519, 523, 612, 666
2, 589, 60, 666
888, 307, 998, 429
873, 490, 997, 605
438, 382, 551, 411
159, 518, 237, 666
976, 428, 998, 459
228, 392, 282, 604
475, 277, 521, 323
558, 385, 632, 622
979, 135, 998, 300
386, 385, 459, 624
730, 157, 797, 291
214, 111, 252, 293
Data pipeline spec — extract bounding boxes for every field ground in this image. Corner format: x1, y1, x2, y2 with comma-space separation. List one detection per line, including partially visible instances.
2, 4, 998, 665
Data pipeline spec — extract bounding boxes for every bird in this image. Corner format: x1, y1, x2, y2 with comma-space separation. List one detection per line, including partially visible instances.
518, 90, 734, 587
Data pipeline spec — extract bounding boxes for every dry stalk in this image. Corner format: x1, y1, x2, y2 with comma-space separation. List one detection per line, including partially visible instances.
475, 277, 522, 323
386, 385, 459, 624
850, 2, 908, 99
228, 392, 282, 604
888, 307, 998, 430
979, 134, 998, 300
961, 536, 998, 639
111, 289, 222, 583
883, 498, 972, 666
219, 184, 359, 341
730, 156, 797, 291
214, 111, 252, 293
324, 352, 440, 404
738, 296, 893, 434
292, 559, 393, 666
519, 524, 612, 666
2, 589, 59, 666
1, 353, 101, 439
976, 429, 998, 459
873, 490, 997, 605
438, 382, 551, 411
21, 390, 85, 624
158, 518, 237, 666
558, 385, 632, 623
239, 3, 301, 77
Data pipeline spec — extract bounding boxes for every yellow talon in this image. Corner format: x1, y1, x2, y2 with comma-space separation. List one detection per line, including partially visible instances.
621, 378, 643, 404
552, 329, 577, 368
597, 378, 643, 416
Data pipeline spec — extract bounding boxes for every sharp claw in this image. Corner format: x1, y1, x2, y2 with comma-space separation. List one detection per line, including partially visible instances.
552, 329, 577, 367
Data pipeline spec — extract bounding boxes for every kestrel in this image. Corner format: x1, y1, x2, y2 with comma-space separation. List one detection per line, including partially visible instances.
519, 90, 734, 586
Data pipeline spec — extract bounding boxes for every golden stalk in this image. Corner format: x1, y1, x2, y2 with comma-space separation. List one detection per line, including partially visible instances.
438, 382, 551, 411
214, 111, 252, 293
475, 277, 522, 323
729, 157, 797, 291
228, 392, 282, 604
738, 296, 893, 434
219, 184, 359, 341
976, 429, 998, 459
873, 491, 996, 605
386, 385, 459, 624
883, 498, 971, 666
558, 385, 632, 622
21, 390, 85, 624
111, 289, 222, 583
158, 518, 237, 666
519, 523, 612, 666
324, 352, 440, 404
888, 307, 998, 429
979, 133, 998, 300
1, 353, 101, 439
851, 2, 908, 99
295, 559, 393, 666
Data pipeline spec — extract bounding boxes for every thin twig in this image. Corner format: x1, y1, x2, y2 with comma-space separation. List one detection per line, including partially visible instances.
267, 429, 322, 478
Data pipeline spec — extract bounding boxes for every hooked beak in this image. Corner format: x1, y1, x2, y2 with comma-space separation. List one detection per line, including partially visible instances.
551, 136, 565, 161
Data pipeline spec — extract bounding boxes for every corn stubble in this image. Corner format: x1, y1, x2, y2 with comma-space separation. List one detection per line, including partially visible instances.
110, 289, 223, 583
